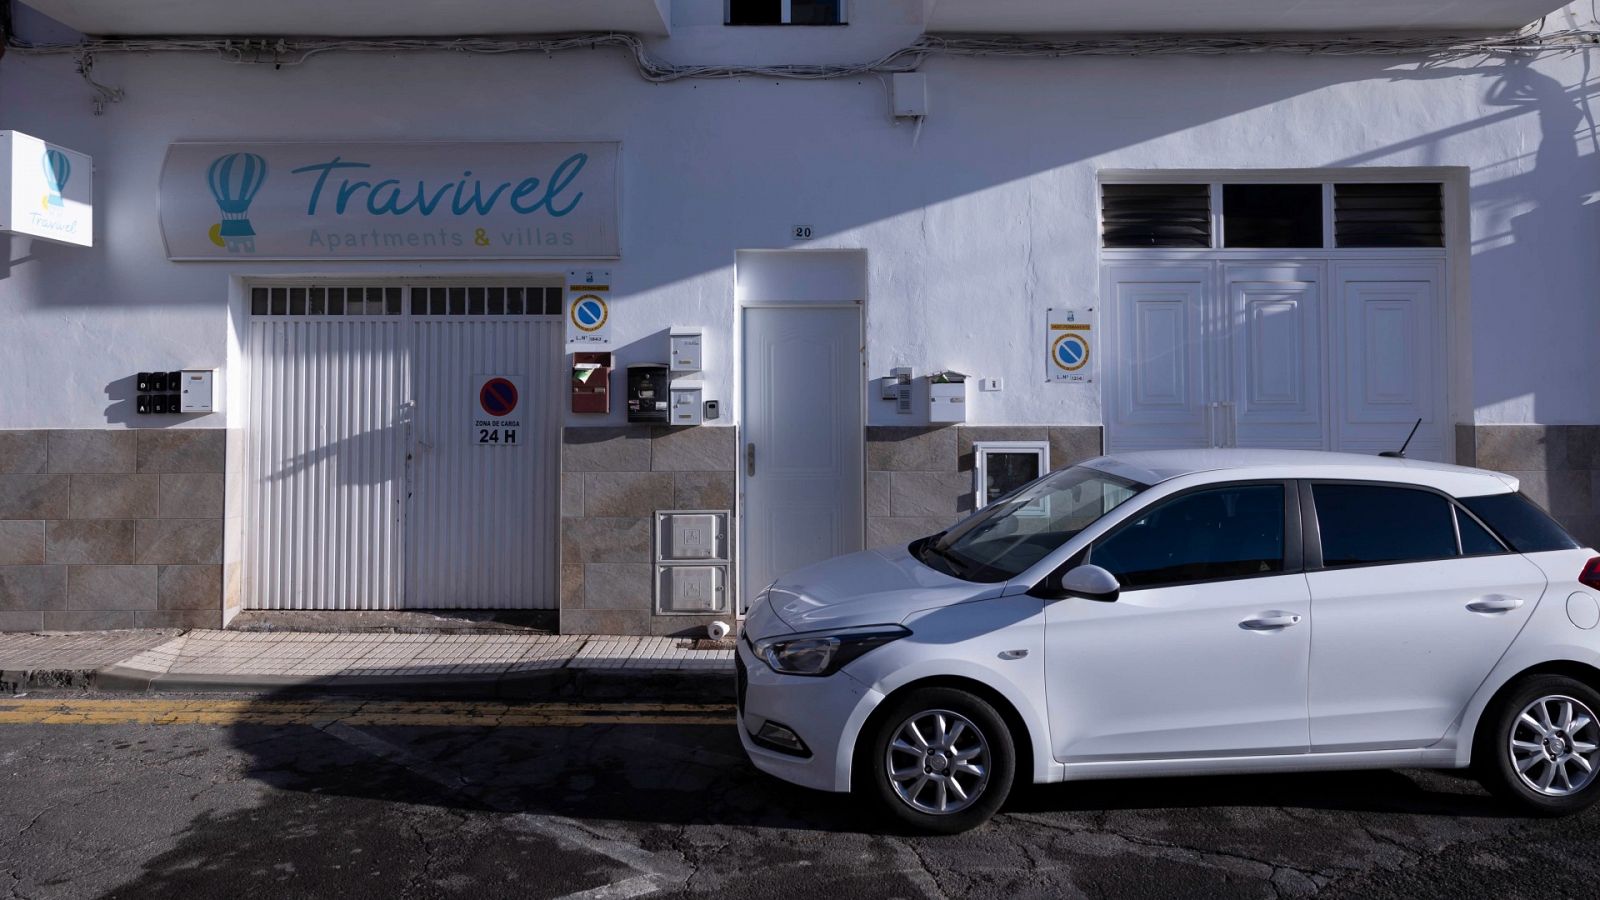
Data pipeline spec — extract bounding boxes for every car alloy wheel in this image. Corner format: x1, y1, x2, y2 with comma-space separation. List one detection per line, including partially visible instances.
1508, 694, 1600, 797
885, 709, 991, 815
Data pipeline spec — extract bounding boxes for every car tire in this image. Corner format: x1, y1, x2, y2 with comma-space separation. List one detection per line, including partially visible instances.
861, 687, 1015, 834
1475, 673, 1600, 816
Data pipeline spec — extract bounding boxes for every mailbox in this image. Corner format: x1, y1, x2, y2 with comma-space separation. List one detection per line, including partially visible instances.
669, 328, 703, 374
669, 382, 704, 427
571, 351, 612, 414
928, 370, 969, 424
179, 369, 215, 413
626, 364, 670, 424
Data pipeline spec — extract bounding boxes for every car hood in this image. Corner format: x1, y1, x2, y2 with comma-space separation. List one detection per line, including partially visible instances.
762, 542, 999, 635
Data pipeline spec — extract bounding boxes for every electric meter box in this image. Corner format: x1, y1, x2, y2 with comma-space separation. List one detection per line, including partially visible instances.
669, 328, 703, 374
655, 565, 728, 614
656, 510, 728, 562
928, 371, 969, 424
178, 369, 215, 413
670, 382, 704, 427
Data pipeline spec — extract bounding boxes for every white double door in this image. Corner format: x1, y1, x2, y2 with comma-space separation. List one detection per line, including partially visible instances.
246, 315, 561, 610
1104, 260, 1444, 460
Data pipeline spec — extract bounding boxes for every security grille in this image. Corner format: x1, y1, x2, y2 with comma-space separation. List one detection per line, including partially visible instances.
250, 284, 562, 317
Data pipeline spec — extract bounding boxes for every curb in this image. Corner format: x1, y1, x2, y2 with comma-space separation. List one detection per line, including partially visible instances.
19, 664, 734, 703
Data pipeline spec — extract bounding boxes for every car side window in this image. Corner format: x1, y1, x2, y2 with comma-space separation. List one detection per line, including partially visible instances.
1089, 484, 1285, 590
1314, 483, 1457, 568
1456, 507, 1506, 557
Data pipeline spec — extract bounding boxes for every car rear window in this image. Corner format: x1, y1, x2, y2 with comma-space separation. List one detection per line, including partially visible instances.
1459, 492, 1581, 553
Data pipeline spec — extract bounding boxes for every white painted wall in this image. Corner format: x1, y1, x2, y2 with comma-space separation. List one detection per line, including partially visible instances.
2, 2, 1597, 430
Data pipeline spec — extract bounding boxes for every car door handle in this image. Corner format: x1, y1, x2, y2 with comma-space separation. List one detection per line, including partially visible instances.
1467, 595, 1524, 614
1240, 612, 1302, 631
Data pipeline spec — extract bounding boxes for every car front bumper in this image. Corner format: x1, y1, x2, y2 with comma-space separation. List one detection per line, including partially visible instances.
735, 636, 883, 793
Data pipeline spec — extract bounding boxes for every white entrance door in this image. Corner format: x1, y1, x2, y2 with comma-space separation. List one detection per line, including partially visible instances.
1105, 261, 1443, 459
406, 318, 562, 608
740, 306, 864, 599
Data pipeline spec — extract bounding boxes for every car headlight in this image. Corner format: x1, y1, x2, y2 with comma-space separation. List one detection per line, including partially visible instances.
753, 625, 911, 677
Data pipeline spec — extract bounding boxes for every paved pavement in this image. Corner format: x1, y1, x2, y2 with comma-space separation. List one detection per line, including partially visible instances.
0, 630, 733, 694
2, 692, 1599, 900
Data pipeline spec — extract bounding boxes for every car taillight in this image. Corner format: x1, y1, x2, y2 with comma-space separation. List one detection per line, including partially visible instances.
1581, 557, 1600, 591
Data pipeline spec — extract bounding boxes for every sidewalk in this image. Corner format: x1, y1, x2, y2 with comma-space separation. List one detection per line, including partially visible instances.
0, 629, 735, 698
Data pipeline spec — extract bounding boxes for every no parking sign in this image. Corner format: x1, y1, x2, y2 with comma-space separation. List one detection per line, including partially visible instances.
471, 374, 524, 446
1047, 308, 1096, 384
566, 269, 612, 349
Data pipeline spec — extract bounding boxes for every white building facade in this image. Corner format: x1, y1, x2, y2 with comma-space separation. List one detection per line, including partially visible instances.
1, 0, 1597, 634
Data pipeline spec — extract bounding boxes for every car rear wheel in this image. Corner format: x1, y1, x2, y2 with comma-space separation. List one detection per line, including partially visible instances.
863, 687, 1015, 834
1476, 674, 1600, 816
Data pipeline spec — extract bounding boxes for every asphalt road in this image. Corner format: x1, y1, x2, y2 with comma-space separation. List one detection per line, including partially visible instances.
1, 692, 1598, 900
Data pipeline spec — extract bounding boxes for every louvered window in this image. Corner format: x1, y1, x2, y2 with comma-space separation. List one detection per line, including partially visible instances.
1101, 184, 1211, 248
1334, 183, 1444, 248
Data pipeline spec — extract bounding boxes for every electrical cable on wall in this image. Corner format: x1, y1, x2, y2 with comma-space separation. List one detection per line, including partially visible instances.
7, 20, 1600, 111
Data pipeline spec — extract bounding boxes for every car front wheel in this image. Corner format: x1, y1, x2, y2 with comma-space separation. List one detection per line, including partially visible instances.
1477, 674, 1600, 815
863, 687, 1015, 834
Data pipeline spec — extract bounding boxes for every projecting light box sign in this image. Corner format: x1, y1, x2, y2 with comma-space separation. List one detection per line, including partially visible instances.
0, 131, 93, 247
159, 141, 618, 260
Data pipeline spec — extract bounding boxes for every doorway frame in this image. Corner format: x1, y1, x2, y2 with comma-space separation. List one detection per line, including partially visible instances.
733, 249, 869, 610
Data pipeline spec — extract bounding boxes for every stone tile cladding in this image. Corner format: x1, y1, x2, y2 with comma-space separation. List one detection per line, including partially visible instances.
1459, 425, 1600, 548
866, 426, 1104, 551
0, 430, 224, 631
560, 426, 737, 637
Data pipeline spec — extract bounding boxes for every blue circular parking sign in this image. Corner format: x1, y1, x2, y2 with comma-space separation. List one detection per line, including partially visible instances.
570, 295, 608, 332
1053, 334, 1090, 372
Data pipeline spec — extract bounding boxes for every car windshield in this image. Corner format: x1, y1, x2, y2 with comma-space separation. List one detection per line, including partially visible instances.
918, 465, 1147, 583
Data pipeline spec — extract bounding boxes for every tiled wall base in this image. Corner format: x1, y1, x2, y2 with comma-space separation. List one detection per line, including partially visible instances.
0, 430, 225, 632
1459, 424, 1600, 547
867, 425, 1104, 549
559, 426, 736, 637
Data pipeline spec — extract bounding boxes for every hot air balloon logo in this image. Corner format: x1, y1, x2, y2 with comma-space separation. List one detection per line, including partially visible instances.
206, 152, 267, 253
42, 148, 70, 209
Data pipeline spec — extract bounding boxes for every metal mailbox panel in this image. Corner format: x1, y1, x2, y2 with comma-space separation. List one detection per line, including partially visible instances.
656, 564, 728, 614
656, 511, 728, 561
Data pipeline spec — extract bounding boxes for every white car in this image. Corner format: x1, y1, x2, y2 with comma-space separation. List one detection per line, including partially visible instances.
736, 449, 1600, 833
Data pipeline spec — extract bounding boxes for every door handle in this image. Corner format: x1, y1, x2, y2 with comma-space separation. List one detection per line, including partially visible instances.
1240, 612, 1302, 631
746, 442, 756, 477
1467, 595, 1524, 614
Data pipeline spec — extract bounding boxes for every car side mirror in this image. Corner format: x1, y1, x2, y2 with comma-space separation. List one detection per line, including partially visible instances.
1055, 564, 1121, 602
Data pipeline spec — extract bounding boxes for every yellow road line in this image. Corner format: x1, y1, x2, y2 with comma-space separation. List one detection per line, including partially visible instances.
0, 698, 734, 728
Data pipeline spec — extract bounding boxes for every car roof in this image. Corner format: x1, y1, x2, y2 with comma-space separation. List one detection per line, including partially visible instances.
1082, 449, 1520, 497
